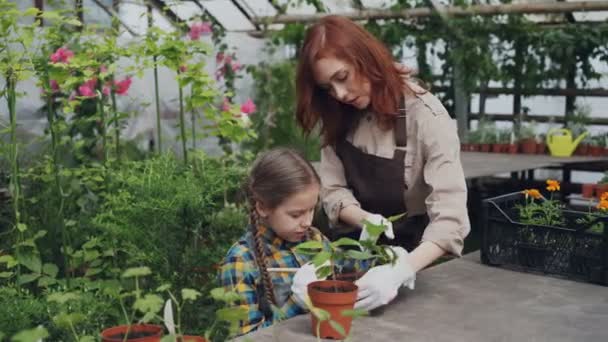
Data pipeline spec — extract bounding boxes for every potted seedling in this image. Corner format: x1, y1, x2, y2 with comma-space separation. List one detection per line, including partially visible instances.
518, 122, 537, 154
100, 267, 164, 342
295, 238, 365, 339
295, 213, 403, 339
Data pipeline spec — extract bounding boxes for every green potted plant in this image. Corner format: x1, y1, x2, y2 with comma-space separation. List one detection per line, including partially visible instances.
295, 238, 362, 339
100, 267, 164, 342
518, 122, 537, 154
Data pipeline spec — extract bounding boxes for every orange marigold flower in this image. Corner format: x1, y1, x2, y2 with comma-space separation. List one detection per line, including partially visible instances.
546, 179, 560, 192
522, 189, 542, 200
597, 199, 608, 211
600, 192, 608, 202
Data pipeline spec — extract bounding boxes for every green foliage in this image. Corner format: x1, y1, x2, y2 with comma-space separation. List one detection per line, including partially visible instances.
93, 153, 248, 285
246, 60, 321, 161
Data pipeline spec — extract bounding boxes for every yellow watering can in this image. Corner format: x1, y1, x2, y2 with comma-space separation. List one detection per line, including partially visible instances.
546, 128, 588, 157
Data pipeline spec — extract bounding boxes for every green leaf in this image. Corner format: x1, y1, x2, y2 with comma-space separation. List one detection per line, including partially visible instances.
42, 263, 59, 278
329, 320, 346, 337
17, 273, 40, 285
156, 284, 171, 292
134, 294, 164, 315
0, 272, 13, 278
311, 251, 331, 267
53, 312, 85, 329
10, 326, 48, 342
16, 223, 27, 232
387, 212, 407, 222
23, 8, 40, 17
310, 307, 330, 321
181, 288, 201, 301
341, 308, 369, 318
316, 265, 333, 279
332, 237, 361, 248
216, 307, 248, 322
345, 250, 373, 260
0, 331, 4, 340
0, 255, 18, 268
65, 18, 82, 26
38, 276, 57, 287
295, 240, 323, 251
78, 336, 96, 342
47, 291, 80, 304
84, 267, 102, 277
15, 249, 41, 273
210, 287, 226, 301
161, 335, 178, 342
121, 266, 151, 278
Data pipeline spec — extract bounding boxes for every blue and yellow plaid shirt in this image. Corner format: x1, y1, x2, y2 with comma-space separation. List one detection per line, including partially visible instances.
218, 225, 329, 336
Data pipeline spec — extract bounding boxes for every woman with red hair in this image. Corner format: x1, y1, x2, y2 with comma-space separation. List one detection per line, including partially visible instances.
295, 15, 471, 311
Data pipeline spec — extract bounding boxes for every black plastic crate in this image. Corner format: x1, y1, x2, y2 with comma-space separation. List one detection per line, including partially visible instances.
481, 191, 608, 286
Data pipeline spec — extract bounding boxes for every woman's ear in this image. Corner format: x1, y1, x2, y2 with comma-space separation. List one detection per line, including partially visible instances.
255, 201, 269, 219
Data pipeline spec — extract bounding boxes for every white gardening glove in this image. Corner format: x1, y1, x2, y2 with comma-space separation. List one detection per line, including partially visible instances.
354, 246, 415, 311
359, 213, 395, 242
291, 262, 324, 308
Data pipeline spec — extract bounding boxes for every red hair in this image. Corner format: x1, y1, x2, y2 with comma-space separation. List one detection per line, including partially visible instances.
296, 15, 407, 146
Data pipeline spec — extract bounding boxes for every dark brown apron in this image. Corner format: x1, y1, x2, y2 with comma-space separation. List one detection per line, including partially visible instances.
332, 108, 428, 251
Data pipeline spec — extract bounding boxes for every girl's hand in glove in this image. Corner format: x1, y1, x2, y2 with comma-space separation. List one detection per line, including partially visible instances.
354, 246, 415, 311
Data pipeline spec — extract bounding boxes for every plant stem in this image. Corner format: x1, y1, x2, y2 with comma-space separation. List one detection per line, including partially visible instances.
177, 70, 188, 163
44, 67, 70, 287
153, 55, 162, 153
110, 75, 120, 162
6, 72, 22, 289
97, 83, 107, 166
191, 108, 196, 150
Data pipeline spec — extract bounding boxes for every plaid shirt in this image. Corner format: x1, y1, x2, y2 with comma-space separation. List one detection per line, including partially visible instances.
218, 225, 329, 336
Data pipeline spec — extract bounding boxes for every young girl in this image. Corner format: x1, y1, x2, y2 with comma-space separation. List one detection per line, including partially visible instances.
218, 148, 331, 335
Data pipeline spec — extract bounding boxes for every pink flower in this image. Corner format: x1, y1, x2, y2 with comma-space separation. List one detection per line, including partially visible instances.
224, 55, 233, 65
100, 65, 108, 73
216, 52, 224, 63
188, 22, 212, 40
179, 65, 188, 73
49, 80, 59, 93
114, 77, 132, 95
221, 98, 231, 112
102, 84, 111, 96
240, 99, 256, 115
230, 62, 241, 72
78, 84, 96, 98
50, 47, 74, 64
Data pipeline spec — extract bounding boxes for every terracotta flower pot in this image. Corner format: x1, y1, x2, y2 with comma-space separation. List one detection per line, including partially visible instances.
519, 138, 537, 154
596, 184, 608, 199
307, 280, 358, 339
536, 142, 547, 155
491, 144, 503, 153
581, 184, 596, 198
589, 146, 603, 157
101, 324, 163, 342
575, 144, 589, 156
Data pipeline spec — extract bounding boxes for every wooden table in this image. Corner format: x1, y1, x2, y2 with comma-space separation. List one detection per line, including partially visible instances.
460, 152, 608, 179
235, 252, 608, 342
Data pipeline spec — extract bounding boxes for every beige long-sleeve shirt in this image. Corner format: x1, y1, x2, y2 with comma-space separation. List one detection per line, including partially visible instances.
320, 89, 470, 256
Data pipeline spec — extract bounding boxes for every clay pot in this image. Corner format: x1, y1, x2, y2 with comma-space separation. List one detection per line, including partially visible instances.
581, 184, 596, 198
507, 144, 518, 154
575, 144, 589, 156
519, 138, 537, 154
589, 146, 603, 157
536, 142, 547, 155
101, 324, 163, 342
596, 184, 608, 199
307, 280, 358, 339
